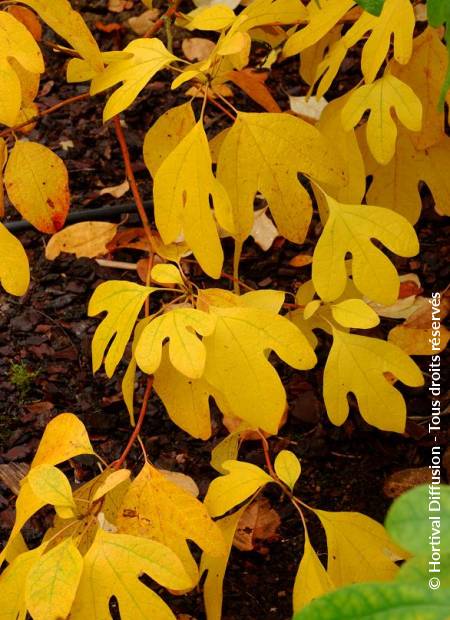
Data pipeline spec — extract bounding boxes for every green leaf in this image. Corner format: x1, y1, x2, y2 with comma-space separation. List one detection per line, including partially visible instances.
293, 581, 450, 619
355, 0, 385, 17
397, 553, 450, 588
427, 0, 450, 107
385, 485, 450, 555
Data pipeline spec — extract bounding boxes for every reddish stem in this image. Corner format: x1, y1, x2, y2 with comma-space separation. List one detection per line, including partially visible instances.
143, 0, 181, 38
114, 375, 154, 469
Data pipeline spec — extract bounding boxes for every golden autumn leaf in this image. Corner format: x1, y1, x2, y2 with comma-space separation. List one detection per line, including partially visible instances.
329, 299, 379, 329
7, 6, 42, 41
25, 539, 83, 620
31, 413, 95, 468
312, 193, 419, 305
0, 137, 6, 217
274, 450, 301, 491
27, 464, 76, 518
4, 141, 70, 233
88, 280, 155, 377
153, 120, 230, 278
341, 74, 422, 165
70, 530, 192, 620
45, 221, 118, 260
117, 462, 226, 584
293, 532, 335, 612
0, 11, 44, 126
0, 222, 30, 296
324, 327, 424, 432
90, 38, 177, 121
216, 112, 346, 244
313, 508, 409, 586
143, 102, 196, 177
186, 5, 236, 31
135, 307, 216, 378
19, 0, 103, 72
204, 460, 272, 517
0, 546, 43, 620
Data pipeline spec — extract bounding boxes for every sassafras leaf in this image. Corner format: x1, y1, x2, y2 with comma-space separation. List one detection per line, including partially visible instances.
90, 38, 177, 121
31, 413, 95, 468
45, 221, 118, 260
274, 450, 301, 491
312, 508, 409, 586
312, 194, 419, 305
116, 462, 225, 584
25, 539, 83, 620
135, 308, 216, 378
19, 0, 103, 71
153, 121, 230, 278
70, 530, 192, 620
341, 74, 422, 165
27, 464, 76, 515
330, 299, 379, 329
203, 304, 317, 434
216, 112, 346, 244
88, 280, 155, 377
187, 5, 236, 31
0, 546, 43, 620
0, 223, 30, 297
323, 328, 424, 432
204, 460, 272, 517
293, 532, 335, 612
4, 141, 70, 233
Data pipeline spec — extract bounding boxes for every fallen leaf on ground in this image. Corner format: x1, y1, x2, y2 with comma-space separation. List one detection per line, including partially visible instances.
289, 95, 328, 121
250, 208, 279, 251
383, 467, 432, 498
45, 221, 118, 260
233, 497, 281, 552
182, 37, 215, 61
98, 179, 130, 198
108, 0, 133, 12
127, 9, 160, 35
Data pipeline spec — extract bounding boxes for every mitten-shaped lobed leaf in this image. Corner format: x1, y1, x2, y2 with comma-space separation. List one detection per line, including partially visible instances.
116, 462, 226, 584
88, 280, 155, 377
204, 460, 272, 517
323, 328, 424, 432
153, 121, 230, 278
135, 307, 216, 378
312, 194, 419, 305
70, 530, 192, 620
4, 141, 70, 233
216, 112, 346, 244
341, 74, 422, 165
90, 38, 177, 121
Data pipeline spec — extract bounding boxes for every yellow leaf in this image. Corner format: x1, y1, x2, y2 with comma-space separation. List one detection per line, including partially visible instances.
136, 307, 215, 378
203, 303, 316, 434
274, 450, 301, 491
92, 469, 131, 502
122, 317, 151, 425
88, 280, 155, 377
70, 530, 192, 620
0, 138, 7, 217
143, 102, 196, 176
66, 50, 132, 82
210, 430, 241, 474
200, 502, 249, 620
317, 94, 366, 203
0, 546, 43, 620
391, 28, 450, 150
283, 0, 354, 58
293, 532, 335, 611
150, 263, 184, 286
341, 74, 422, 165
31, 413, 95, 468
388, 324, 450, 356
153, 344, 216, 439
25, 538, 83, 620
27, 464, 76, 514
312, 194, 419, 305
324, 327, 424, 432
116, 462, 225, 584
187, 5, 236, 31
239, 0, 306, 32
330, 299, 379, 329
198, 287, 285, 313
216, 112, 346, 244
204, 460, 272, 517
307, 0, 414, 96
45, 221, 118, 260
313, 508, 408, 586
4, 141, 70, 234
0, 222, 30, 296
19, 0, 103, 72
0, 11, 44, 126
0, 480, 45, 564
360, 0, 415, 83
90, 38, 177, 121
153, 121, 230, 278
361, 126, 450, 223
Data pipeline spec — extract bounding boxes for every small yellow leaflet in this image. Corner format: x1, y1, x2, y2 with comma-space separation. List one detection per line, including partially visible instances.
0, 222, 30, 297
293, 532, 335, 611
274, 450, 301, 491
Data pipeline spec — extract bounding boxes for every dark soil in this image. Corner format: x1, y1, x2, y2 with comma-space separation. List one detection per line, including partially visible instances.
0, 2, 449, 619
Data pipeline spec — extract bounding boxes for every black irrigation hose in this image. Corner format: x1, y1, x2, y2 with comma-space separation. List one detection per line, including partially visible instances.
3, 200, 154, 233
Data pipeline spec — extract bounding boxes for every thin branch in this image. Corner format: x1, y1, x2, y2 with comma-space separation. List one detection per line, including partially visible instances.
143, 0, 182, 38
0, 92, 91, 138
